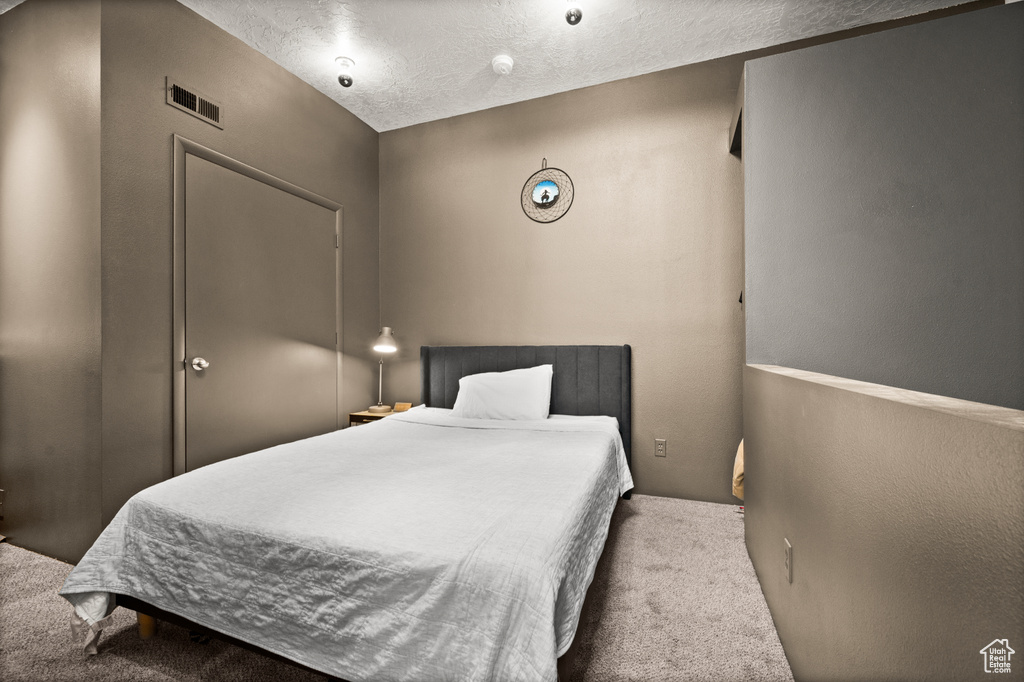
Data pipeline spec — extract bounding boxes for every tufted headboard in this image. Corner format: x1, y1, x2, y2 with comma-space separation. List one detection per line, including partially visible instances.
420, 345, 632, 473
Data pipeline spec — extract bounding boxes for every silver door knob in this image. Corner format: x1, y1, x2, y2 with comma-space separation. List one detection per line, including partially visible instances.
191, 357, 210, 371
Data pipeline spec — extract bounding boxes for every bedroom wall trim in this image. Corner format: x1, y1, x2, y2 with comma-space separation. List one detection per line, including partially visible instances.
171, 135, 344, 475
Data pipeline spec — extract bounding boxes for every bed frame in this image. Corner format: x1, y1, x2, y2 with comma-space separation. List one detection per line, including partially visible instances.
119, 343, 633, 681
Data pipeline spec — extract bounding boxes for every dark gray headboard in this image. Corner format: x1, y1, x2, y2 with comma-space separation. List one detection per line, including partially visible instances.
420, 345, 632, 472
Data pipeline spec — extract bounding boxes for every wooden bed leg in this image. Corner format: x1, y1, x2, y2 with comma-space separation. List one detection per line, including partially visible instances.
137, 612, 157, 640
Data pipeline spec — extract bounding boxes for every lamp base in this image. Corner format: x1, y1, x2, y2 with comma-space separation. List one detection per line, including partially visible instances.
367, 404, 392, 414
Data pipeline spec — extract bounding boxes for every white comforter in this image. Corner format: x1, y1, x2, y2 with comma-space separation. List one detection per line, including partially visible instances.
60, 407, 632, 682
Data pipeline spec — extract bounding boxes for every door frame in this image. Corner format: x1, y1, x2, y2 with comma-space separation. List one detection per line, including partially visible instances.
172, 135, 343, 476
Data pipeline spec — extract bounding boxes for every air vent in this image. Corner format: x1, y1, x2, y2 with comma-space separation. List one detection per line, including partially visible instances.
166, 77, 223, 129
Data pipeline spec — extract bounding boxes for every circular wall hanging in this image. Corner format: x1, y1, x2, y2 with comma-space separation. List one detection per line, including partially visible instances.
521, 159, 574, 223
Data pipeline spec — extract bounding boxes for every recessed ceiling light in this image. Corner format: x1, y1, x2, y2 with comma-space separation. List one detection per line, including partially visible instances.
335, 56, 355, 87
566, 1, 583, 25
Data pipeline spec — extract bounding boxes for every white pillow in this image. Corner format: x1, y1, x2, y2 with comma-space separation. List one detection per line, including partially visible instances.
451, 364, 553, 420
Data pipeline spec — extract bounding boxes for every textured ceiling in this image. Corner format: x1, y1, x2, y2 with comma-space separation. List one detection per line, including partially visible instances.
1, 0, 972, 132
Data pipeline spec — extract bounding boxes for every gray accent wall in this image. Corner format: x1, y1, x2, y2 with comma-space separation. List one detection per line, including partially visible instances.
745, 2, 1024, 410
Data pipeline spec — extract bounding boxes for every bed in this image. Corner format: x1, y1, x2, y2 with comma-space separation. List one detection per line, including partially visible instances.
60, 344, 633, 681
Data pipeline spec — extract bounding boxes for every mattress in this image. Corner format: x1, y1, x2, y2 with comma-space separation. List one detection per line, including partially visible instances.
60, 407, 633, 682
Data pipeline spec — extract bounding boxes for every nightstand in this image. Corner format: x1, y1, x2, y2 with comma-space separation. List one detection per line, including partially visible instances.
348, 410, 393, 426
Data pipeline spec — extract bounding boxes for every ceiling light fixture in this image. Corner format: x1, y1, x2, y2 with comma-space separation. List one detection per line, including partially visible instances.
492, 54, 514, 76
335, 56, 355, 87
565, 1, 582, 26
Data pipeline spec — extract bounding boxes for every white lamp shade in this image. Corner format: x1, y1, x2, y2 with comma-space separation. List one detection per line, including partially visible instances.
373, 326, 398, 353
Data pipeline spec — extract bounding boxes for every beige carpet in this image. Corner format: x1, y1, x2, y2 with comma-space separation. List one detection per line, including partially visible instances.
0, 495, 792, 681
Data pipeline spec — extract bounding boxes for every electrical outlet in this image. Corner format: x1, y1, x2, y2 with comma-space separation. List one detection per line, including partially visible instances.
784, 538, 793, 584
655, 439, 667, 457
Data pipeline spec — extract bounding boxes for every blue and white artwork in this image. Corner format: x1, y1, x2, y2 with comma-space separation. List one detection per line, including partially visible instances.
532, 180, 559, 207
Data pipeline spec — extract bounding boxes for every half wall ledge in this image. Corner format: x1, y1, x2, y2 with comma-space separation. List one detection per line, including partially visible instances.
746, 364, 1024, 432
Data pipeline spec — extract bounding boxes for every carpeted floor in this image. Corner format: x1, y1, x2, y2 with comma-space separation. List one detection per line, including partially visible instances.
0, 495, 792, 681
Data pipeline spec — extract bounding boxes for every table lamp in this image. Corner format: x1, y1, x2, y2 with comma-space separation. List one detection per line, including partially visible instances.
368, 326, 397, 413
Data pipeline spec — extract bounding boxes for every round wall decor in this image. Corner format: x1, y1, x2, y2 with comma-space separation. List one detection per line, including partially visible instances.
520, 159, 574, 223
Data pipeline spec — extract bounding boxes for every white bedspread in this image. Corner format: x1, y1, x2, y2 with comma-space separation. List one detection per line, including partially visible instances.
60, 407, 632, 681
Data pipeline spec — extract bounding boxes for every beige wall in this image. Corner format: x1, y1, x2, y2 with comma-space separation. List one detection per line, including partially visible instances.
0, 0, 380, 561
744, 365, 1024, 681
380, 57, 746, 501
98, 0, 381, 525
0, 0, 103, 562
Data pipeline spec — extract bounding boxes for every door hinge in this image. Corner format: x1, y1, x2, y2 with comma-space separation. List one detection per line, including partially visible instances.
0, 488, 5, 521
335, 234, 339, 248
335, 332, 339, 346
